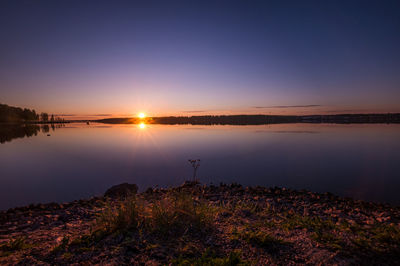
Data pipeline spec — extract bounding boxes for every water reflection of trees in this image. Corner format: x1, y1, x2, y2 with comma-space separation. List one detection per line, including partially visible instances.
0, 124, 64, 144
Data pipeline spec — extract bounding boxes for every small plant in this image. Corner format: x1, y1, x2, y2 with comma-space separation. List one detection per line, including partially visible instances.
188, 159, 201, 181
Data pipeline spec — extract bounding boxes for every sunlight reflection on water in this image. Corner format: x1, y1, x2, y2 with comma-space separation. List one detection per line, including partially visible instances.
1, 123, 400, 209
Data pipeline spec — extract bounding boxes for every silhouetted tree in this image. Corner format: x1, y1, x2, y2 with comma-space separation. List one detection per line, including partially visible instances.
0, 103, 39, 122
50, 114, 55, 123
40, 112, 49, 122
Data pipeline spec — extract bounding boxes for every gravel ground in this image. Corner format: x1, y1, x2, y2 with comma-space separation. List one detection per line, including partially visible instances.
1, 182, 399, 265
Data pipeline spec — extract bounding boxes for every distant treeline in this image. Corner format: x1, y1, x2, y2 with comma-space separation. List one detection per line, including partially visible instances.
152, 115, 301, 125
0, 103, 39, 122
96, 115, 300, 125
300, 113, 400, 123
0, 103, 65, 123
97, 113, 400, 125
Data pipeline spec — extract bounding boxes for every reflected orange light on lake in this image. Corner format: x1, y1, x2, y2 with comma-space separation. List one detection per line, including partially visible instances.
138, 122, 146, 129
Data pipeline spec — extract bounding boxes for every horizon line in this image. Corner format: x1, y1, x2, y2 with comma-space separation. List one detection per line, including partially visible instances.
61, 112, 400, 121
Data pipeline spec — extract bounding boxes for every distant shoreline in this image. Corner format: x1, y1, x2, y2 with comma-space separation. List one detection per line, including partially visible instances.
95, 113, 400, 125
0, 121, 70, 125
2, 113, 400, 125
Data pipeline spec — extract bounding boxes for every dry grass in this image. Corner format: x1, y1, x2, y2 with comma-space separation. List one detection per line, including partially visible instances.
148, 192, 214, 236
93, 191, 214, 239
95, 196, 141, 234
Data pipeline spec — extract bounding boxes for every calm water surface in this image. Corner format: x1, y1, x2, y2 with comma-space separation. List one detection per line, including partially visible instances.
1, 123, 400, 209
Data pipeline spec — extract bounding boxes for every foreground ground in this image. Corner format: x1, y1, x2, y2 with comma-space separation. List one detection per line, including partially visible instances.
1, 182, 400, 265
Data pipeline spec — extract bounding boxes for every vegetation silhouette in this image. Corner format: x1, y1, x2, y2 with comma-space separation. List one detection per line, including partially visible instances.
40, 112, 49, 122
0, 104, 38, 123
0, 103, 66, 123
97, 113, 400, 125
188, 159, 201, 181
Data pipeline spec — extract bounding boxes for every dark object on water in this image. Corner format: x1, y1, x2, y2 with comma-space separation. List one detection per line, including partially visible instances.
104, 183, 138, 198
86, 121, 90, 125
47, 134, 50, 136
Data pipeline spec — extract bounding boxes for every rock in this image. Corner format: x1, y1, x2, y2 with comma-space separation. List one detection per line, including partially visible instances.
104, 183, 138, 198
181, 180, 200, 188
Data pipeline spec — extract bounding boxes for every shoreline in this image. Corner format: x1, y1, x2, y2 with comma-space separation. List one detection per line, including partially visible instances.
2, 112, 400, 125
1, 182, 399, 264
96, 113, 400, 125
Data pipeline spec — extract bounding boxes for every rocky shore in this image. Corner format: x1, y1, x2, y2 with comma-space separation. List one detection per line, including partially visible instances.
1, 182, 400, 265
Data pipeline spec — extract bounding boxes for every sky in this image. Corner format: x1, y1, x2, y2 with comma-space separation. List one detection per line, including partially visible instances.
1, 0, 399, 118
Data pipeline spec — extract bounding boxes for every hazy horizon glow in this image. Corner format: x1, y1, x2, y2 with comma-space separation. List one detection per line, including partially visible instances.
1, 0, 399, 116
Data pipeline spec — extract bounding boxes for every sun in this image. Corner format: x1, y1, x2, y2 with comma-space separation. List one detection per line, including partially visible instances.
138, 112, 146, 119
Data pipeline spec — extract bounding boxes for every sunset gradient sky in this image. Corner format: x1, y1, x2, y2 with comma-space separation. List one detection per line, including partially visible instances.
1, 0, 399, 118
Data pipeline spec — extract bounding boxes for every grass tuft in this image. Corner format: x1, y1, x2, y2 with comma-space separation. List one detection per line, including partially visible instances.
95, 196, 141, 234
148, 192, 214, 237
0, 237, 33, 251
89, 191, 214, 241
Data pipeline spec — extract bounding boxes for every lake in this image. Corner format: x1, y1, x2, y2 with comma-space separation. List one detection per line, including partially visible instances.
1, 122, 400, 210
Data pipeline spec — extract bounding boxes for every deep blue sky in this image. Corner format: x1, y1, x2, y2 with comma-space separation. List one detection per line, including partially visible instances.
1, 0, 399, 117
